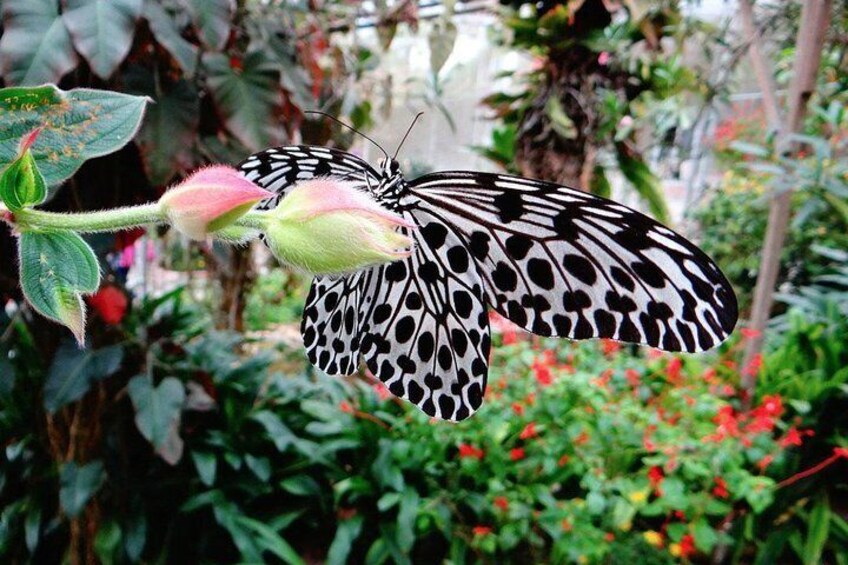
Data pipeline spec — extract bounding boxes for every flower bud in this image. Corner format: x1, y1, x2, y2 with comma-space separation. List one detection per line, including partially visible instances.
0, 127, 46, 211
262, 178, 415, 275
159, 166, 271, 240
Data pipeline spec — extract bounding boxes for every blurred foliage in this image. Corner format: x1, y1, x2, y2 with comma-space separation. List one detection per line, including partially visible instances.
244, 269, 308, 331
3, 287, 847, 563
480, 0, 728, 222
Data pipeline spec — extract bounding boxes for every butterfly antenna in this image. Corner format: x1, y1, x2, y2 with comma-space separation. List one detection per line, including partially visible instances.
305, 110, 388, 161
393, 112, 424, 160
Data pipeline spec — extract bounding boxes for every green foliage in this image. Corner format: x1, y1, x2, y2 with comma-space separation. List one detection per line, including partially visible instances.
60, 461, 105, 518
245, 269, 308, 330
0, 85, 149, 187
1, 286, 830, 563
0, 0, 77, 85
44, 342, 123, 413
61, 0, 143, 80
18, 231, 100, 340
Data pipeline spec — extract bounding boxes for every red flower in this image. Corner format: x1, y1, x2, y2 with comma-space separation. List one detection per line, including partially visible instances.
372, 382, 391, 401
493, 496, 509, 511
835, 447, 848, 459
592, 369, 613, 388
679, 534, 696, 558
520, 422, 538, 440
88, 285, 128, 325
601, 339, 621, 356
666, 357, 683, 385
512, 402, 525, 416
757, 454, 774, 470
760, 394, 784, 417
625, 368, 641, 387
339, 401, 354, 414
574, 431, 589, 446
780, 427, 814, 448
744, 353, 763, 378
472, 526, 491, 536
525, 392, 536, 406
458, 443, 484, 460
533, 360, 553, 386
604, 532, 615, 542
557, 454, 570, 467
648, 466, 664, 490
510, 448, 526, 461
712, 477, 729, 498
740, 327, 762, 339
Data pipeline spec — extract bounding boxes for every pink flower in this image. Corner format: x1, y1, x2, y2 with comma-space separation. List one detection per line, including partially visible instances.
160, 166, 271, 240
597, 51, 610, 65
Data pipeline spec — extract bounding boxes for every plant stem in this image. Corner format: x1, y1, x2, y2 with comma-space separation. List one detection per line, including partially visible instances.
11, 203, 270, 234
15, 204, 166, 233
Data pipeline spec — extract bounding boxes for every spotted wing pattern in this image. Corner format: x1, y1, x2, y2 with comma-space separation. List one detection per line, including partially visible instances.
410, 172, 738, 352
237, 145, 380, 377
358, 205, 491, 421
238, 145, 379, 209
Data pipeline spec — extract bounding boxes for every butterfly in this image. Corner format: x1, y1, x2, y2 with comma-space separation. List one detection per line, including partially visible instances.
238, 122, 737, 422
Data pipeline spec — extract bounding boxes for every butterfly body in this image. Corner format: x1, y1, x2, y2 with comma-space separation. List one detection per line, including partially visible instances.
239, 145, 737, 421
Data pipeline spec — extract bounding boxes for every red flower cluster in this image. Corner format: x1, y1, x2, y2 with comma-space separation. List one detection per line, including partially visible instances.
88, 285, 128, 325
520, 422, 538, 440
648, 466, 664, 491
459, 443, 484, 460
493, 496, 509, 511
665, 357, 683, 385
712, 477, 729, 498
678, 534, 696, 559
510, 448, 526, 461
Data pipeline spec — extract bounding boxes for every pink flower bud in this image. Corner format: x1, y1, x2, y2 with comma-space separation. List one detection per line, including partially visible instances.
159, 166, 272, 240
262, 178, 416, 275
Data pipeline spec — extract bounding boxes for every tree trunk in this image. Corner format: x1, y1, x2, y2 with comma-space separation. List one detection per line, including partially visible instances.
740, 0, 833, 399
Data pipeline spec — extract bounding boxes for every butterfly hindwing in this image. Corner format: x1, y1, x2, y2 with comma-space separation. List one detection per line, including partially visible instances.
410, 172, 738, 352
301, 272, 370, 376
358, 206, 491, 421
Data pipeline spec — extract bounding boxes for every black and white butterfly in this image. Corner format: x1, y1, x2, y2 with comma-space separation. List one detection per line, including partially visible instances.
238, 133, 737, 422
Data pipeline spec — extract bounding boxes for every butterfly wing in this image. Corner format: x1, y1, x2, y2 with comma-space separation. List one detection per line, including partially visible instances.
409, 172, 737, 352
238, 144, 380, 209
358, 204, 491, 421
238, 145, 382, 376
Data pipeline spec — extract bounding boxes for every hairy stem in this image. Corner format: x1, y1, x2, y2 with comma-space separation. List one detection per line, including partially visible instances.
15, 204, 166, 232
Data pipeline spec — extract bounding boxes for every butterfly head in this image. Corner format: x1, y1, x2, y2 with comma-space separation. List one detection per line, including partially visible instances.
379, 158, 401, 179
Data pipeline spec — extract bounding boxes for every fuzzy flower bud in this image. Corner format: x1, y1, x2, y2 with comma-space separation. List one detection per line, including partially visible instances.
159, 166, 271, 240
262, 178, 415, 275
0, 127, 46, 211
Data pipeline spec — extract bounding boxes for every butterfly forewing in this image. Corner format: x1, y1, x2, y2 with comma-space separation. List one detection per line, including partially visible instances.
239, 145, 379, 209
410, 172, 737, 352
358, 206, 491, 421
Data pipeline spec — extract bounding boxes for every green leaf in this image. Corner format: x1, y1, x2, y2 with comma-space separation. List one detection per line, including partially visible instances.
280, 475, 321, 497
61, 0, 143, 80
234, 516, 304, 565
0, 0, 77, 85
396, 488, 420, 551
19, 231, 100, 342
0, 150, 47, 210
327, 515, 364, 565
128, 376, 185, 465
245, 454, 271, 482
43, 342, 123, 413
615, 143, 670, 223
545, 96, 578, 140
691, 519, 719, 553
187, 0, 233, 51
60, 460, 105, 518
142, 1, 198, 75
251, 410, 296, 452
125, 70, 199, 185
204, 52, 279, 150
24, 505, 41, 553
0, 85, 149, 186
428, 20, 457, 75
803, 498, 831, 565
191, 451, 217, 486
